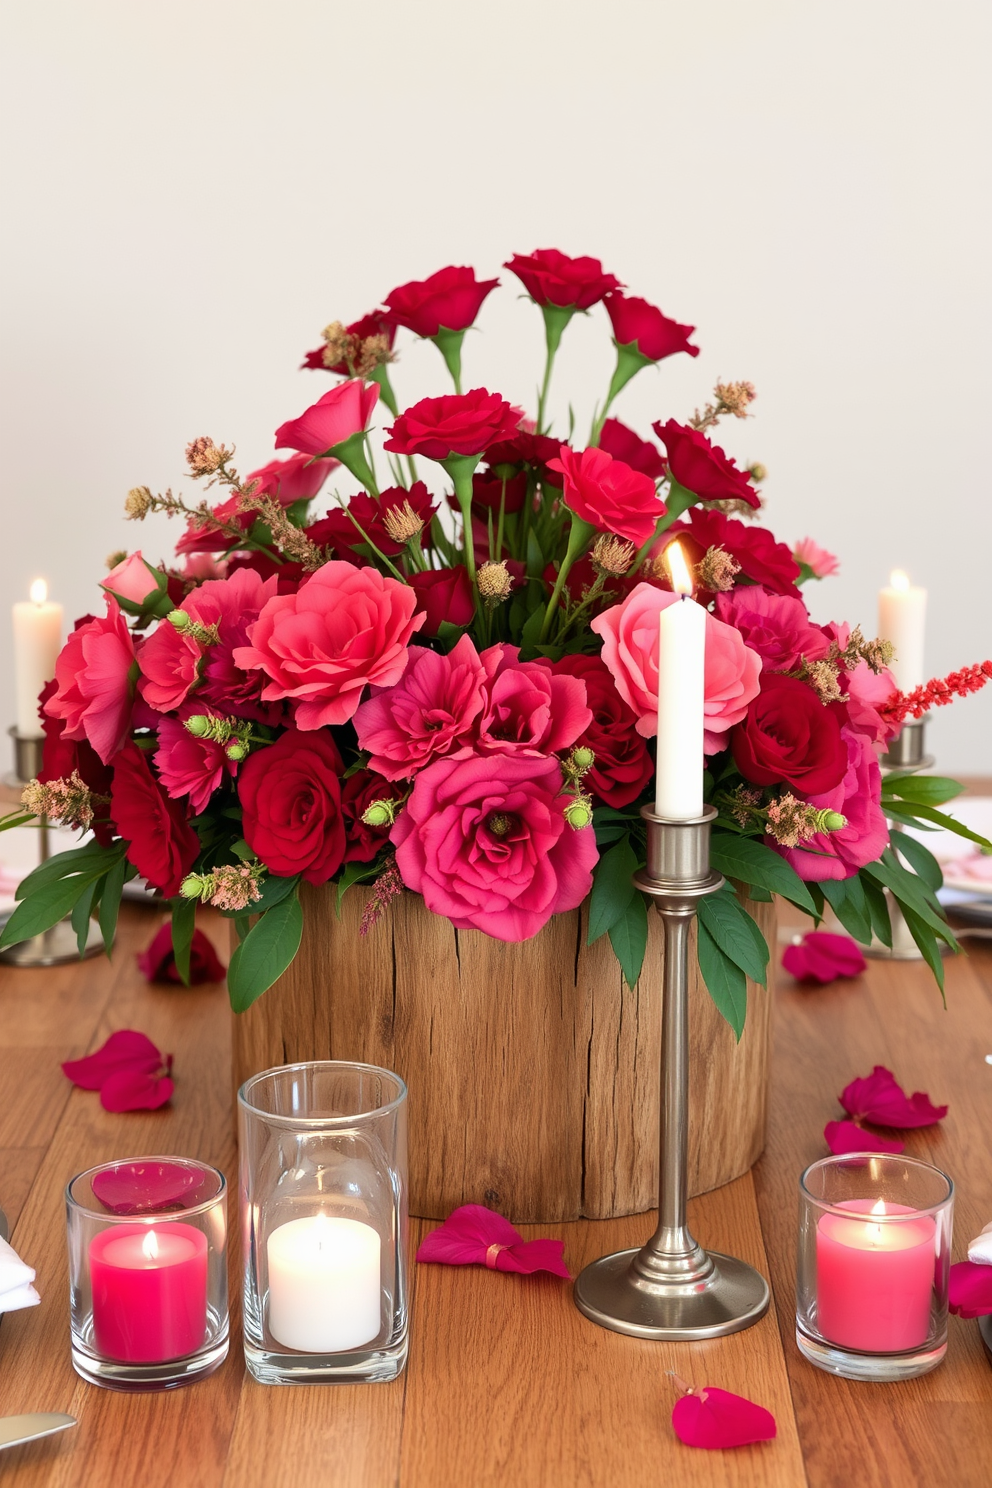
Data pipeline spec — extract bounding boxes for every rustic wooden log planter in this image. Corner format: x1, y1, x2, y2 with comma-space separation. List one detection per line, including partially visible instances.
232, 884, 775, 1223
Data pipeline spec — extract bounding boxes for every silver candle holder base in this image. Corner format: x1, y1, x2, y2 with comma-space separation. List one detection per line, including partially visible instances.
0, 726, 103, 968
866, 716, 940, 962
574, 805, 770, 1341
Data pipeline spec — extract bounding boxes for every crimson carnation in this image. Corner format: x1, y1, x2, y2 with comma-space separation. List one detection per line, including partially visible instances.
109, 741, 200, 896
598, 418, 666, 480
405, 566, 475, 637
238, 728, 346, 884
471, 468, 528, 514
484, 430, 563, 483
732, 675, 848, 795
384, 389, 520, 461
605, 293, 699, 362
384, 266, 499, 338
548, 445, 665, 546
670, 509, 801, 597
504, 249, 620, 310
553, 654, 652, 808
653, 419, 760, 509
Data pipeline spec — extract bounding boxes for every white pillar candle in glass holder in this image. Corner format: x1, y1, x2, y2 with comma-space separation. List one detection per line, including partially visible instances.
266, 1213, 381, 1353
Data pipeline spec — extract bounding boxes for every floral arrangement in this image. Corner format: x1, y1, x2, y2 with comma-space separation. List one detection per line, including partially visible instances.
3, 249, 989, 1030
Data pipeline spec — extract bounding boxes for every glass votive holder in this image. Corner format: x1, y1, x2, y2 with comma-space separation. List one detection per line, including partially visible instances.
796, 1152, 953, 1381
238, 1060, 408, 1385
66, 1155, 228, 1390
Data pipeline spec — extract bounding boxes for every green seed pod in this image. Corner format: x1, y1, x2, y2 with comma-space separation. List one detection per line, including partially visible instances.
226, 741, 248, 761
564, 800, 593, 830
185, 715, 211, 737
179, 874, 205, 899
167, 609, 192, 632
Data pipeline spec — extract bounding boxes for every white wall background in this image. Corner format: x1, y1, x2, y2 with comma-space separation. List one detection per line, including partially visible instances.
1, 0, 990, 770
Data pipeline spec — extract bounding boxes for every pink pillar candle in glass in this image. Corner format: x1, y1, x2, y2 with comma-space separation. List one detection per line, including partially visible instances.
816, 1199, 936, 1352
90, 1221, 208, 1362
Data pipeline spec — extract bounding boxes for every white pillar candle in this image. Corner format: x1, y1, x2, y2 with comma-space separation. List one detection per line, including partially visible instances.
12, 580, 63, 738
655, 541, 706, 820
266, 1214, 381, 1353
878, 570, 926, 692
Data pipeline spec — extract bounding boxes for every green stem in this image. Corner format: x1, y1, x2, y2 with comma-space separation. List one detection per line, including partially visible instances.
331, 431, 380, 498
536, 304, 574, 436
442, 453, 483, 584
519, 471, 537, 565
341, 510, 406, 582
495, 484, 507, 565
589, 341, 652, 446
538, 513, 595, 643
432, 327, 465, 394
371, 365, 400, 419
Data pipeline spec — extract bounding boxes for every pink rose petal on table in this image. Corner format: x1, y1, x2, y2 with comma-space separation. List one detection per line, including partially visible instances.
92, 1160, 203, 1215
672, 1387, 777, 1450
782, 931, 866, 984
948, 1261, 992, 1318
416, 1204, 571, 1278
61, 1030, 163, 1090
840, 1065, 947, 1128
99, 1061, 174, 1113
824, 1120, 904, 1156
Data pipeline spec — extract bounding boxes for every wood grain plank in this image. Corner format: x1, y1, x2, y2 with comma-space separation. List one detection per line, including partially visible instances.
0, 1146, 46, 1232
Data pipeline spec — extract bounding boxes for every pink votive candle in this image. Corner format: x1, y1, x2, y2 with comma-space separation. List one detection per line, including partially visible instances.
90, 1221, 208, 1362
816, 1199, 936, 1352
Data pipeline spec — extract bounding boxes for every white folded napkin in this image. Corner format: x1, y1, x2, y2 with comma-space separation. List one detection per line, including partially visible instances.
967, 1221, 992, 1266
0, 1234, 40, 1312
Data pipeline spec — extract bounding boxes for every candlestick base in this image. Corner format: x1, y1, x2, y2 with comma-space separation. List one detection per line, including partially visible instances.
0, 915, 103, 967
796, 1324, 946, 1382
574, 1247, 769, 1341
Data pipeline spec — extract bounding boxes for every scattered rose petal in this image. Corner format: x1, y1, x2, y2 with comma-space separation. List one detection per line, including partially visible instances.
672, 1386, 777, 1450
840, 1065, 947, 1128
949, 1261, 992, 1318
782, 931, 866, 984
967, 1223, 992, 1266
824, 1120, 904, 1156
416, 1203, 571, 1278
137, 923, 225, 984
99, 1060, 174, 1113
62, 1030, 163, 1090
92, 1159, 203, 1215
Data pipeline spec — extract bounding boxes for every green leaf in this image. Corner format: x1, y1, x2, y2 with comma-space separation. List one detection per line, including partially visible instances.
863, 858, 958, 948
519, 602, 546, 655
820, 878, 872, 946
861, 875, 892, 948
697, 890, 768, 986
709, 835, 817, 916
608, 892, 648, 989
882, 774, 964, 807
335, 860, 381, 911
233, 914, 251, 944
0, 812, 37, 833
250, 873, 301, 916
98, 855, 130, 955
587, 837, 637, 945
882, 799, 991, 850
71, 879, 98, 955
745, 884, 773, 903
0, 870, 106, 948
227, 891, 304, 1013
170, 896, 197, 986
889, 830, 943, 893
696, 921, 747, 1040
15, 840, 121, 900
898, 902, 946, 1000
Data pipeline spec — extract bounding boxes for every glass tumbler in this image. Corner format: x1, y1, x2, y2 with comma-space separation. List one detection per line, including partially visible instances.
796, 1152, 953, 1380
239, 1060, 408, 1384
66, 1155, 228, 1390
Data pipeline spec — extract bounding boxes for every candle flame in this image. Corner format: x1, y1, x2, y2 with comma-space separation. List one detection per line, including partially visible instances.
314, 1211, 330, 1250
890, 569, 910, 592
667, 541, 694, 597
29, 579, 48, 605
871, 1200, 887, 1216
868, 1198, 887, 1245
141, 1228, 159, 1260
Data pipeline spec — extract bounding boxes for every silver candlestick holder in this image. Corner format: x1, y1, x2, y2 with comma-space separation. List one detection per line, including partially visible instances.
0, 726, 102, 967
574, 805, 770, 1340
867, 714, 936, 961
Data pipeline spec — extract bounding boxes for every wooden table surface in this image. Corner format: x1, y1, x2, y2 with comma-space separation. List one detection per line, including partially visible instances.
2, 897, 992, 1488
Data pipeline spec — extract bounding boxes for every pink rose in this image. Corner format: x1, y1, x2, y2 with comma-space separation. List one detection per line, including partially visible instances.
274, 379, 380, 457
777, 725, 889, 882
713, 586, 830, 672
355, 635, 486, 780
794, 537, 839, 579
547, 445, 665, 546
477, 644, 592, 755
591, 582, 762, 751
233, 561, 424, 729
100, 552, 160, 607
45, 600, 136, 765
391, 751, 598, 941
823, 622, 900, 747
176, 454, 337, 556
154, 712, 238, 815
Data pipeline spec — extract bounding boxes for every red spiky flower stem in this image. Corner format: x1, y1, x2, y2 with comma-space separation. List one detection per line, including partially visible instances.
881, 660, 992, 727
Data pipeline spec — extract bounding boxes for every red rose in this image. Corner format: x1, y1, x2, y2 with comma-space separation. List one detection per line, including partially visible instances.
383, 265, 499, 338
548, 445, 665, 546
406, 566, 475, 636
599, 418, 665, 481
137, 923, 225, 984
669, 510, 801, 597
553, 654, 652, 808
384, 389, 520, 461
732, 675, 848, 795
109, 741, 200, 896
604, 292, 699, 362
238, 728, 346, 884
340, 769, 403, 863
274, 379, 379, 458
504, 249, 620, 310
301, 311, 395, 375
653, 420, 760, 509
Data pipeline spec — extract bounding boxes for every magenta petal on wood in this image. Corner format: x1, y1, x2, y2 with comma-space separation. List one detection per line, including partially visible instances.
99, 1065, 174, 1112
948, 1261, 992, 1318
824, 1120, 904, 1156
672, 1387, 777, 1449
782, 931, 866, 984
62, 1030, 163, 1089
839, 1065, 947, 1128
416, 1203, 571, 1278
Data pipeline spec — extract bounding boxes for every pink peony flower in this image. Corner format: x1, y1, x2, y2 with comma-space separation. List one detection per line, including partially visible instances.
391, 751, 598, 941
713, 586, 830, 672
233, 561, 424, 729
100, 551, 160, 607
45, 599, 136, 765
777, 724, 890, 881
591, 582, 762, 750
547, 445, 665, 547
476, 644, 592, 755
154, 712, 238, 815
354, 635, 486, 780
794, 536, 839, 578
274, 379, 380, 457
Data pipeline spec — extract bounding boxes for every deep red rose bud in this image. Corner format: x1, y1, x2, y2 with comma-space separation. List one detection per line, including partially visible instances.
384, 266, 499, 338
406, 566, 476, 636
385, 389, 520, 461
604, 292, 699, 362
654, 419, 760, 509
598, 418, 666, 480
504, 249, 621, 311
238, 727, 346, 885
732, 675, 848, 796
